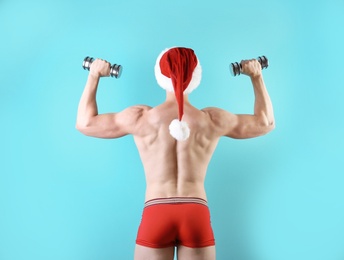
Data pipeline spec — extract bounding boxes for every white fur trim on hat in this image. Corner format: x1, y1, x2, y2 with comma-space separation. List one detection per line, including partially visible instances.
154, 48, 174, 92
154, 48, 202, 94
169, 119, 190, 141
184, 63, 202, 94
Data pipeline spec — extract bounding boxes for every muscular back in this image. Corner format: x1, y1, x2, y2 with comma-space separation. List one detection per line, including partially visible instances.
76, 59, 274, 202
133, 100, 220, 201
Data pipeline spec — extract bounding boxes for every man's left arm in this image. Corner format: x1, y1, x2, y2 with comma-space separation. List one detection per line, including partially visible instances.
204, 59, 275, 139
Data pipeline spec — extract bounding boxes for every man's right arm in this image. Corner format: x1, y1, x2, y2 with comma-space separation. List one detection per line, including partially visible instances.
204, 59, 275, 139
76, 59, 149, 139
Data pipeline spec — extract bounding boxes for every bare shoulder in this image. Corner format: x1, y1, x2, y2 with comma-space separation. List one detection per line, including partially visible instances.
201, 106, 240, 138
122, 104, 152, 119
201, 107, 236, 126
113, 105, 152, 134
127, 104, 152, 112
201, 106, 274, 139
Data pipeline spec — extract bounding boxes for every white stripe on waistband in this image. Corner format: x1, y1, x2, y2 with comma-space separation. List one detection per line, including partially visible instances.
144, 197, 208, 208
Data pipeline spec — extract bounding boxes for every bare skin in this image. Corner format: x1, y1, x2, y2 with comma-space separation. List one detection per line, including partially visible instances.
76, 58, 275, 260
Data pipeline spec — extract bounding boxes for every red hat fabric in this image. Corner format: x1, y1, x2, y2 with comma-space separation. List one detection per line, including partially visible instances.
155, 47, 202, 141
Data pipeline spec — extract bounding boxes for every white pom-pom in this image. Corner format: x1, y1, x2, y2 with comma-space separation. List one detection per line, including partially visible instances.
169, 119, 190, 141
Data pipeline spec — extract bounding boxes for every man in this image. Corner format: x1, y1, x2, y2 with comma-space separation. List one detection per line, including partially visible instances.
76, 47, 275, 260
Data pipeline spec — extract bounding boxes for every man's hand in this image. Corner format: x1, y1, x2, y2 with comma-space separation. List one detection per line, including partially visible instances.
241, 59, 262, 79
89, 59, 111, 78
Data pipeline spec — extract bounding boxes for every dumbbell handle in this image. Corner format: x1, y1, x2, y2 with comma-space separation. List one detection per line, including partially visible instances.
230, 56, 269, 77
82, 56, 122, 78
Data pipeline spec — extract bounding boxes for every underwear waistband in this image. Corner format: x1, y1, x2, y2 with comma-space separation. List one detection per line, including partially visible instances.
144, 197, 208, 208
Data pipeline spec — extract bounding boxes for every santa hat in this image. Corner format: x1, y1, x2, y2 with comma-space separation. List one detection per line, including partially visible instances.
155, 47, 202, 141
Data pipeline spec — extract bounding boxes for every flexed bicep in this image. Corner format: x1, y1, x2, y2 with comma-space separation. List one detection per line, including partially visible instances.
76, 106, 150, 139
227, 114, 274, 139
204, 107, 273, 139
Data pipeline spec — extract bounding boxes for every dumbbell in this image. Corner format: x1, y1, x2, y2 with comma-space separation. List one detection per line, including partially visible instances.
230, 56, 268, 76
82, 56, 122, 78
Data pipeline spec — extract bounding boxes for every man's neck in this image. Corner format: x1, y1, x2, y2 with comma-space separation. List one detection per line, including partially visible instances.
165, 91, 189, 104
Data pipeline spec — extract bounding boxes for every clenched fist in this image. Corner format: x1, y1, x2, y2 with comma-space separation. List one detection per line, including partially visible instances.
241, 59, 262, 79
89, 59, 111, 78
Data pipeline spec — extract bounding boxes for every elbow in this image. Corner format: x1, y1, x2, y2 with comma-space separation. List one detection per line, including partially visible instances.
267, 121, 275, 133
271, 119, 276, 130
263, 118, 275, 134
268, 115, 276, 130
259, 115, 275, 135
75, 123, 82, 132
75, 122, 90, 135
76, 116, 97, 135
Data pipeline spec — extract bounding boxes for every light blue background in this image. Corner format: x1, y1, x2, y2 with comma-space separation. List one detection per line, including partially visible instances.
1, 0, 344, 259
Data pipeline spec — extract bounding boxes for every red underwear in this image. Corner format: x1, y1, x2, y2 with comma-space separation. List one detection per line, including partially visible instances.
136, 197, 215, 248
